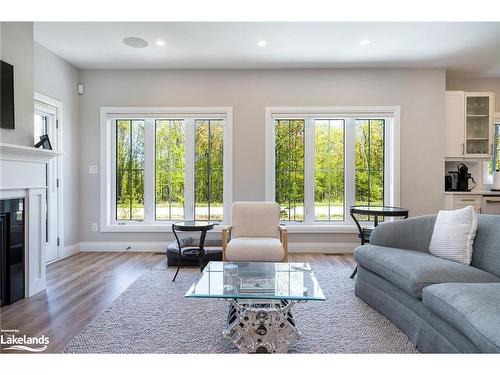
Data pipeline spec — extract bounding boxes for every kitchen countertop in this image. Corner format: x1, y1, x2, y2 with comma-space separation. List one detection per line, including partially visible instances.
444, 190, 500, 195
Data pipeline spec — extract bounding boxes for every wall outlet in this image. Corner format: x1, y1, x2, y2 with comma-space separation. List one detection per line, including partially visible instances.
91, 223, 98, 232
89, 165, 98, 174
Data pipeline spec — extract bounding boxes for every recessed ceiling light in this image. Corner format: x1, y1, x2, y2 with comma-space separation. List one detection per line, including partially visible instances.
360, 39, 371, 46
257, 40, 268, 47
156, 40, 166, 47
123, 37, 148, 48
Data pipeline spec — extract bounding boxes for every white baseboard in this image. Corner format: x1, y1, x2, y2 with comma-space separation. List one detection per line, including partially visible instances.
288, 242, 357, 254
60, 242, 80, 259
73, 241, 357, 254
79, 242, 167, 252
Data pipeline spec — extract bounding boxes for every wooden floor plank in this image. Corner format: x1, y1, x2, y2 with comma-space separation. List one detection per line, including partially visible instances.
0, 252, 354, 353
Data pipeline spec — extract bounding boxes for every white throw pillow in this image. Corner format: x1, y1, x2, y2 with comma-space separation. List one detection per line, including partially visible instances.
429, 206, 478, 265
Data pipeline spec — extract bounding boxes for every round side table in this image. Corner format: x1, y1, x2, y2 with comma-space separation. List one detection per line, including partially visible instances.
171, 221, 216, 281
349, 206, 409, 279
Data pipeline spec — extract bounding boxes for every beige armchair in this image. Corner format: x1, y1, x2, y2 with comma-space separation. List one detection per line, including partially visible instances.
222, 202, 288, 262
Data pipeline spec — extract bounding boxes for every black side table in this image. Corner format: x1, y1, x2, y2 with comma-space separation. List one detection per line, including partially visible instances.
171, 221, 216, 282
350, 206, 409, 279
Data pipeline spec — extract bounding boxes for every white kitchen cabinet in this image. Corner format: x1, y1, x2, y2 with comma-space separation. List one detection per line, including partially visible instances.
482, 196, 500, 215
445, 91, 466, 158
445, 91, 495, 159
464, 92, 494, 158
444, 194, 482, 213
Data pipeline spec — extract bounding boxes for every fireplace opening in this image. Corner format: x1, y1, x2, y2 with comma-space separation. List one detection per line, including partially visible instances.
0, 198, 25, 307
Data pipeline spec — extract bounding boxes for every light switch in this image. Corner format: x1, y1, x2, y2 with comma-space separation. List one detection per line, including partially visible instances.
89, 165, 98, 174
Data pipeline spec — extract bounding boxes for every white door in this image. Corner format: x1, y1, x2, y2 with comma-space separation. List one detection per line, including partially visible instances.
34, 101, 60, 263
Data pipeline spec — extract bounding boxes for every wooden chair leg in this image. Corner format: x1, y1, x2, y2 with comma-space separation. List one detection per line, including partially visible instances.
222, 228, 229, 261
282, 229, 288, 262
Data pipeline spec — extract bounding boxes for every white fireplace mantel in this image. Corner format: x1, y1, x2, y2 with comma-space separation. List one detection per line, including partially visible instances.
0, 143, 62, 190
1, 142, 62, 297
0, 142, 62, 162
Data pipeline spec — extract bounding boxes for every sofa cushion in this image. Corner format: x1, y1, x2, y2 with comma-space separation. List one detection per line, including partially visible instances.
422, 283, 500, 353
225, 237, 284, 262
354, 245, 500, 298
429, 206, 477, 265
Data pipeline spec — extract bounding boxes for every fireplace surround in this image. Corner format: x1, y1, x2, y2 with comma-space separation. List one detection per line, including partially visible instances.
0, 143, 61, 299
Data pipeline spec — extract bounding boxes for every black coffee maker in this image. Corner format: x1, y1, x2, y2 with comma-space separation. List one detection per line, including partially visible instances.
447, 163, 476, 192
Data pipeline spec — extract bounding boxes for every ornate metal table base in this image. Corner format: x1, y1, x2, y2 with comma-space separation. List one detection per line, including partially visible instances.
223, 299, 301, 353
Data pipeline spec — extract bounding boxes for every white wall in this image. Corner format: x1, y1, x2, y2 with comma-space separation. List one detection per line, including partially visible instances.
78, 68, 446, 244
0, 22, 34, 146
33, 43, 81, 247
0, 24, 81, 252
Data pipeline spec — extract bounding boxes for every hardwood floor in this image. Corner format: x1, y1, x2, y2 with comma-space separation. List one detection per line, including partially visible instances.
0, 252, 354, 353
0, 252, 164, 353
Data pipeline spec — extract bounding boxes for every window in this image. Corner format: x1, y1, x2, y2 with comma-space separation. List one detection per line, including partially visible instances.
100, 107, 233, 232
195, 120, 224, 221
266, 107, 399, 227
34, 99, 58, 145
116, 120, 145, 221
355, 119, 385, 221
315, 119, 344, 221
483, 120, 500, 185
155, 120, 184, 221
490, 123, 500, 174
275, 119, 305, 221
34, 112, 48, 144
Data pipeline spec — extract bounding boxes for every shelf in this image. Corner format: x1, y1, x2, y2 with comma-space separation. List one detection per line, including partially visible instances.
463, 156, 491, 159
466, 114, 489, 117
0, 143, 62, 163
466, 138, 489, 141
445, 157, 490, 161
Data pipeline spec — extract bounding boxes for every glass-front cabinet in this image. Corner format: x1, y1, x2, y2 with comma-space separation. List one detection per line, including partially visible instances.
465, 93, 494, 157
446, 91, 495, 159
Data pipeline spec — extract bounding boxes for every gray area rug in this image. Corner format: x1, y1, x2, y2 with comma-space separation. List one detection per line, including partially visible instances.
64, 262, 418, 353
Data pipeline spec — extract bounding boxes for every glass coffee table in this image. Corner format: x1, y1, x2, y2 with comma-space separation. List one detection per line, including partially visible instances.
185, 261, 326, 353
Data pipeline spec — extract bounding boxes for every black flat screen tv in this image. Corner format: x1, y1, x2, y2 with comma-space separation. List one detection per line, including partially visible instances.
1, 60, 15, 129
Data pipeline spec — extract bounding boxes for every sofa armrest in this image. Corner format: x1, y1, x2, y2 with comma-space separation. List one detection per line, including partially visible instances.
369, 215, 437, 252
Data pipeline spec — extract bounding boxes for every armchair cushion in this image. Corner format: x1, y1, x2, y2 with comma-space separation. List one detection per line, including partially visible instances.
225, 237, 285, 262
231, 202, 280, 238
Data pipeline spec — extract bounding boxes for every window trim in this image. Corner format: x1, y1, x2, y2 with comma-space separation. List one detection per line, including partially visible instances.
265, 106, 400, 230
482, 113, 500, 186
100, 107, 233, 232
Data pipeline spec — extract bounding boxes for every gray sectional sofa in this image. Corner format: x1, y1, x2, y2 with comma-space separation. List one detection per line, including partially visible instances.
354, 214, 500, 353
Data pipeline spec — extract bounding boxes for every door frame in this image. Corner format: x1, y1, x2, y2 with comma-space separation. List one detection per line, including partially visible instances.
34, 92, 64, 262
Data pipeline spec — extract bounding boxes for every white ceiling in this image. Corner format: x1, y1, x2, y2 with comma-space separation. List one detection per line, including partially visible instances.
34, 22, 500, 76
